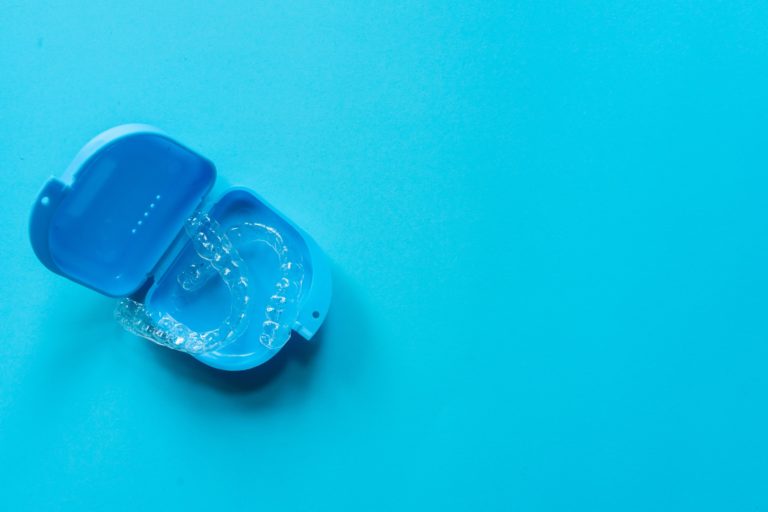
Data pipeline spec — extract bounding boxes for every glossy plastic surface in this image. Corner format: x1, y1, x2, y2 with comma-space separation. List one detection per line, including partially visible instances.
29, 125, 216, 297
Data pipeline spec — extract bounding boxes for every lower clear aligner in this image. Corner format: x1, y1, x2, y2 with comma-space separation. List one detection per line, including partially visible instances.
114, 212, 304, 355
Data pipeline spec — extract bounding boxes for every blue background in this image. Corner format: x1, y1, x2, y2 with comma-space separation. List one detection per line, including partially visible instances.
1, 1, 767, 510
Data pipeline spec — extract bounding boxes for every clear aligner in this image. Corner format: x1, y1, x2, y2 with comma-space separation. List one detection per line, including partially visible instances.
114, 212, 252, 354
177, 222, 304, 351
114, 212, 304, 355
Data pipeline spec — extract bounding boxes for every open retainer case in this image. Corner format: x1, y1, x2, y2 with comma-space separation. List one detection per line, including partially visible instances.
29, 125, 332, 371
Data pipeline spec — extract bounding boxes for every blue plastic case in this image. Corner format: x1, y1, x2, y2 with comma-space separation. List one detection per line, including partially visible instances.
29, 124, 332, 371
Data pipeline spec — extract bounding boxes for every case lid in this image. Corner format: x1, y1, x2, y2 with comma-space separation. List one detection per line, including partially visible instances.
29, 124, 216, 297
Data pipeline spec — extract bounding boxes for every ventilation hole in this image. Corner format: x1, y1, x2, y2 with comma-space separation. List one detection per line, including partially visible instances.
40, 196, 50, 206
312, 311, 320, 319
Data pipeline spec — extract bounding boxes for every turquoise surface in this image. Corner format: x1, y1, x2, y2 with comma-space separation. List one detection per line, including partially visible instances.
1, 2, 767, 510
